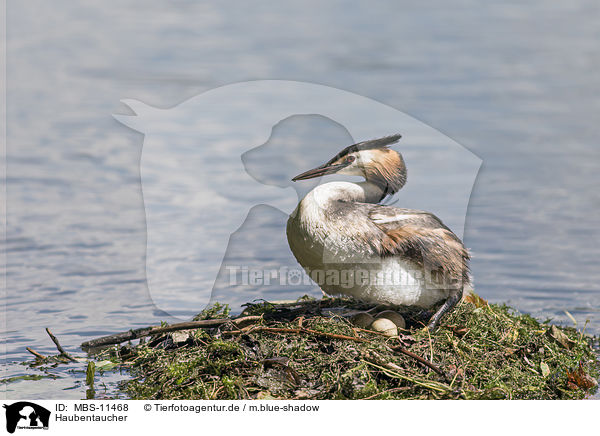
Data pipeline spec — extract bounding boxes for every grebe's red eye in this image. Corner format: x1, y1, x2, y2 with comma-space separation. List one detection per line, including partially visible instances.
345, 156, 355, 164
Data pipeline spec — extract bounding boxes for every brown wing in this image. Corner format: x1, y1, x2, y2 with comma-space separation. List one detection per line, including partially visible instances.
368, 205, 470, 284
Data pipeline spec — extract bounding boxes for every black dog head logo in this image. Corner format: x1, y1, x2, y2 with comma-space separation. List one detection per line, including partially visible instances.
3, 402, 50, 433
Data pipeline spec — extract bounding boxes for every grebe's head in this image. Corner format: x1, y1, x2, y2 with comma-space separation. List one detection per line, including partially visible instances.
292, 134, 407, 196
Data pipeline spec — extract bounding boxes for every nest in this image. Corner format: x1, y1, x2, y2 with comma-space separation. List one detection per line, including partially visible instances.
91, 295, 598, 400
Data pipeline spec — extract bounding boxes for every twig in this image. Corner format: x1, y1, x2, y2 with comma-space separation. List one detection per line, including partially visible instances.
45, 328, 77, 362
388, 344, 446, 379
81, 315, 263, 348
305, 328, 369, 343
149, 317, 262, 336
26, 347, 47, 360
223, 325, 369, 344
81, 327, 154, 349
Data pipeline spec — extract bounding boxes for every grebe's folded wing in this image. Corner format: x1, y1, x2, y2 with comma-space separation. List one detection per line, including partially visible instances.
368, 206, 452, 233
365, 205, 470, 280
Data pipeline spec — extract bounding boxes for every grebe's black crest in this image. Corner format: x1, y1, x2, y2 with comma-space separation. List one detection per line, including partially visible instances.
292, 134, 406, 199
324, 134, 402, 167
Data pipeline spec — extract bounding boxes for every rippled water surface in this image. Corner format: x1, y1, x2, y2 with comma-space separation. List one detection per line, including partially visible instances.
2, 0, 599, 398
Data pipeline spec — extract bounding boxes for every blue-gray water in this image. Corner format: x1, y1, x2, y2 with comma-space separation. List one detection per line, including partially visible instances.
2, 0, 599, 399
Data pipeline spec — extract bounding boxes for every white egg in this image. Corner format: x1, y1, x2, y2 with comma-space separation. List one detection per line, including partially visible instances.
375, 311, 406, 329
370, 318, 398, 337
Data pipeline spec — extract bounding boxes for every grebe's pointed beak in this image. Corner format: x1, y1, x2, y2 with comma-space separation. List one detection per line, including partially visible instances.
292, 161, 350, 181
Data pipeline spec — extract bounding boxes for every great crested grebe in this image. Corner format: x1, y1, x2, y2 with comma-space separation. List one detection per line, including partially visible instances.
287, 134, 470, 329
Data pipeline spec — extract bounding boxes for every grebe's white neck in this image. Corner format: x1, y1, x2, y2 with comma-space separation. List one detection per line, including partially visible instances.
293, 180, 384, 225
310, 180, 384, 205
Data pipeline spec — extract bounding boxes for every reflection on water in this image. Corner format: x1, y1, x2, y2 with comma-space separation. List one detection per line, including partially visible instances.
3, 0, 599, 398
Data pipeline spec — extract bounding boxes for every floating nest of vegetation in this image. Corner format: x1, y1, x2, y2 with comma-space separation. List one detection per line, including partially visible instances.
84, 294, 599, 400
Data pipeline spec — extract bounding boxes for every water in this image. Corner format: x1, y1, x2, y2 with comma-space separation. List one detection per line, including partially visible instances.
2, 0, 599, 399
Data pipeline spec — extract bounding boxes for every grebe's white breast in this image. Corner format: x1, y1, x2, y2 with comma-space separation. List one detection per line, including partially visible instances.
286, 181, 450, 308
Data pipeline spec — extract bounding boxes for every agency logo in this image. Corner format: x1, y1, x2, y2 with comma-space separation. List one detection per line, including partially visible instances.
2, 402, 50, 434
